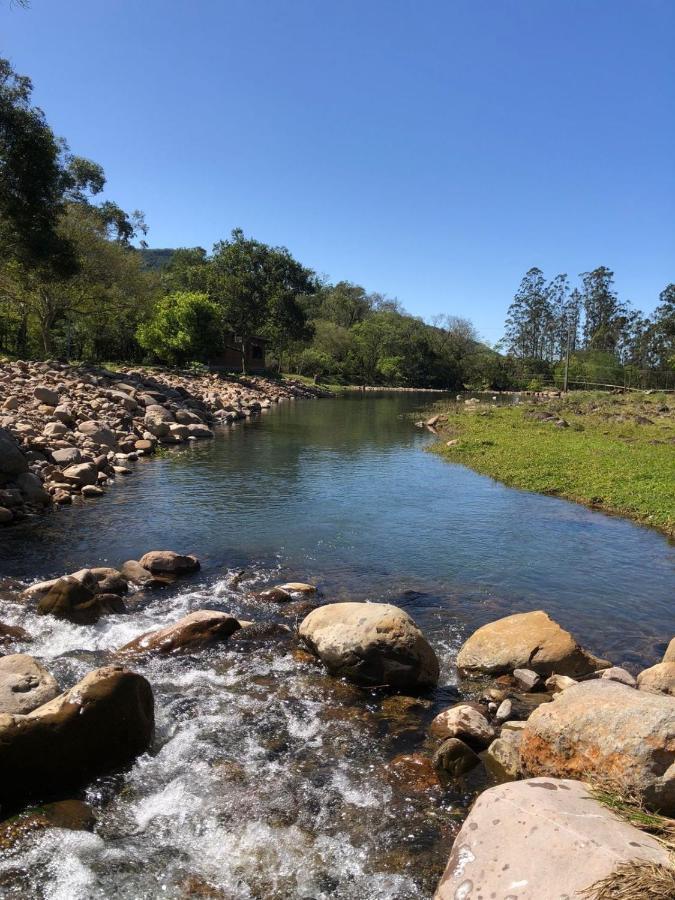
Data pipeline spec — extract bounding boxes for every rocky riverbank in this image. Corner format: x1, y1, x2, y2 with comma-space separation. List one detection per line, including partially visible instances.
0, 360, 326, 526
1, 552, 673, 898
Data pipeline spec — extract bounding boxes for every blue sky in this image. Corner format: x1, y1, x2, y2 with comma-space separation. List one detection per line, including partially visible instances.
3, 1, 673, 342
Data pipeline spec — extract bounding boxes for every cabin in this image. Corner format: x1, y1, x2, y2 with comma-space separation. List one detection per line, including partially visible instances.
208, 333, 267, 373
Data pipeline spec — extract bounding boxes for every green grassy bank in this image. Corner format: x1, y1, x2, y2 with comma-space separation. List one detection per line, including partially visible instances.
429, 391, 675, 537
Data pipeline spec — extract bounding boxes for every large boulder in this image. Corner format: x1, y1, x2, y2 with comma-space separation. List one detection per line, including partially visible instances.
139, 550, 200, 575
0, 655, 59, 715
0, 427, 28, 476
637, 662, 675, 696
120, 559, 169, 588
118, 610, 241, 656
37, 577, 103, 624
0, 665, 153, 807
299, 602, 439, 690
456, 610, 609, 677
520, 680, 675, 814
433, 778, 672, 900
664, 638, 675, 663
51, 447, 82, 466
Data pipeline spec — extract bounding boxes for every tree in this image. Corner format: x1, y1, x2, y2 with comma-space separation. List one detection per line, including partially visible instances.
650, 283, 675, 370
0, 57, 66, 267
580, 267, 627, 351
137, 292, 222, 364
208, 228, 315, 373
503, 267, 552, 360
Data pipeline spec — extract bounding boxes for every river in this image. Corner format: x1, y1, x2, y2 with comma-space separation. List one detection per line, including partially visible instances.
0, 392, 673, 898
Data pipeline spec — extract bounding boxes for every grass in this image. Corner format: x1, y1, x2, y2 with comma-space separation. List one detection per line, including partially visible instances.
429, 391, 675, 537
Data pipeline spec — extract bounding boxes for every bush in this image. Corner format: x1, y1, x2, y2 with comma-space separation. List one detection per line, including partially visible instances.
137, 292, 222, 365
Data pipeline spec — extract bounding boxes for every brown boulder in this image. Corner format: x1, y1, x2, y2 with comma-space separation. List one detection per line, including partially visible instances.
139, 550, 200, 575
299, 602, 439, 690
118, 610, 240, 656
637, 662, 675, 696
520, 680, 675, 814
0, 665, 154, 807
0, 427, 28, 475
120, 559, 169, 588
456, 610, 609, 677
37, 577, 102, 624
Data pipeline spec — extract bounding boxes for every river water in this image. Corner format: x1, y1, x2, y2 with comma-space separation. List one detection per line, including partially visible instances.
0, 392, 673, 899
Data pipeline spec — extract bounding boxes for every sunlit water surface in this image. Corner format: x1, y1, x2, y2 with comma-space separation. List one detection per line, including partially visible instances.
0, 392, 673, 899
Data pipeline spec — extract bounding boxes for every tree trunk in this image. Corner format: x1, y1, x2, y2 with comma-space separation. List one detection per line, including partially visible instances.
241, 340, 247, 375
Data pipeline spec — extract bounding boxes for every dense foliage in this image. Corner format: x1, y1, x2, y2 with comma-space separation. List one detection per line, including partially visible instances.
502, 267, 674, 388
0, 56, 672, 389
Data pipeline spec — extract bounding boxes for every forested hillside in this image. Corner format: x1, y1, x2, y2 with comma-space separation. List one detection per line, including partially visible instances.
1, 56, 672, 389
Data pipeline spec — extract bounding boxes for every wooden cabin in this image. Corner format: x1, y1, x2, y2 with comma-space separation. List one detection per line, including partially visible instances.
208, 333, 267, 373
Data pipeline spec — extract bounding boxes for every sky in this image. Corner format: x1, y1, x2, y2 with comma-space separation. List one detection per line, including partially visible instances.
2, 0, 674, 343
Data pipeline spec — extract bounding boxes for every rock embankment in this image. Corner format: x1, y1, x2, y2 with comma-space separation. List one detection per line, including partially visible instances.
0, 360, 324, 525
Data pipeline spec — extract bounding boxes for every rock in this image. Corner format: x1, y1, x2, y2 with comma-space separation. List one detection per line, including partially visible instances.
484, 728, 523, 780
299, 602, 439, 690
545, 673, 577, 693
76, 421, 117, 448
51, 447, 82, 466
277, 582, 317, 594
120, 559, 168, 588
1, 396, 19, 411
598, 666, 637, 687
664, 638, 675, 663
90, 567, 128, 595
186, 423, 213, 438
134, 439, 155, 452
257, 586, 292, 602
117, 610, 241, 656
0, 654, 59, 715
15, 471, 50, 506
429, 704, 495, 750
0, 506, 13, 524
520, 680, 675, 813
0, 622, 30, 648
456, 610, 609, 677
0, 665, 154, 807
62, 462, 98, 486
36, 577, 102, 624
0, 427, 28, 475
433, 778, 672, 900
386, 753, 440, 792
81, 484, 104, 497
637, 662, 675, 696
513, 668, 542, 692
139, 550, 200, 575
495, 698, 513, 722
33, 386, 59, 406
432, 738, 481, 777
0, 799, 96, 850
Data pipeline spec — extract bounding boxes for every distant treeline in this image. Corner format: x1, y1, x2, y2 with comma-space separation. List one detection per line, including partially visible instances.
1, 56, 673, 389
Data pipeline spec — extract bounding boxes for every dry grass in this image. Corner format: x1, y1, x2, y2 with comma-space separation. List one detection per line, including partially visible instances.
578, 859, 675, 899
588, 782, 675, 853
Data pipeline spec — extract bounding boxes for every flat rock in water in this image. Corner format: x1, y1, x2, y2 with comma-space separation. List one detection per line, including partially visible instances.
520, 680, 675, 814
456, 610, 609, 677
433, 778, 671, 900
299, 601, 439, 690
139, 550, 200, 575
118, 610, 241, 656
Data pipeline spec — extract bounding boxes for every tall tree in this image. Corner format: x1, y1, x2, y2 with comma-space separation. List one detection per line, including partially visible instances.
580, 266, 627, 351
208, 228, 315, 372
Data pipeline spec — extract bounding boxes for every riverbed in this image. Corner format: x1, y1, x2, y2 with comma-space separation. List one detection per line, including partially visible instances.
1, 392, 673, 898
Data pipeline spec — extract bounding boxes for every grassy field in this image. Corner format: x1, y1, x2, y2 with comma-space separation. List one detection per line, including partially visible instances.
429, 391, 675, 537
